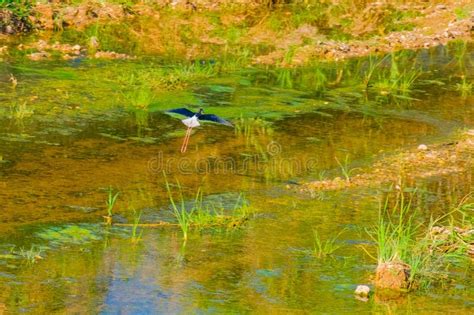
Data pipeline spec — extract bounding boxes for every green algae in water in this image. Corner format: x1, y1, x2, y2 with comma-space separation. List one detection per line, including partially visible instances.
36, 225, 101, 245
207, 85, 235, 93
128, 136, 158, 144
13, 65, 77, 80
34, 224, 130, 247
99, 133, 127, 141
0, 133, 35, 143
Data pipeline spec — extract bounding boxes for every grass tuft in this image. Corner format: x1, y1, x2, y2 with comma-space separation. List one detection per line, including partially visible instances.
312, 229, 345, 258
364, 190, 473, 290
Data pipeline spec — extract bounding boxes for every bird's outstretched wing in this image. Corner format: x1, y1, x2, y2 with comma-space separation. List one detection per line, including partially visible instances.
166, 108, 195, 117
199, 114, 233, 127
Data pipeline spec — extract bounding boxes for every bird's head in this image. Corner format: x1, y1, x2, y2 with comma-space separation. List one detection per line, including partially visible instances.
198, 108, 204, 115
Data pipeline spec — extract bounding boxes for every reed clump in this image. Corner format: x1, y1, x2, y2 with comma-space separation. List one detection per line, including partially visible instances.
365, 190, 473, 291
165, 176, 251, 241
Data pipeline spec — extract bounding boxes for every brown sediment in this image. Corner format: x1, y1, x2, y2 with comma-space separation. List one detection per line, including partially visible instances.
300, 130, 474, 193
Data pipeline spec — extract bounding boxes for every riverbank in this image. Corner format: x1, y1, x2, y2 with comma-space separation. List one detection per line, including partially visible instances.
301, 129, 474, 193
1, 1, 473, 65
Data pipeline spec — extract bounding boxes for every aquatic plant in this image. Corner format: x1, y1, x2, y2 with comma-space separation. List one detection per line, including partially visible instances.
164, 175, 251, 240
130, 208, 143, 244
335, 155, 358, 182
370, 194, 419, 265
277, 68, 294, 89
9, 73, 17, 89
37, 225, 102, 246
365, 190, 473, 290
104, 187, 120, 225
10, 101, 33, 120
235, 116, 273, 144
122, 82, 155, 110
455, 75, 472, 97
165, 177, 193, 241
312, 67, 328, 93
396, 68, 422, 93
370, 52, 421, 94
16, 245, 43, 264
312, 229, 345, 258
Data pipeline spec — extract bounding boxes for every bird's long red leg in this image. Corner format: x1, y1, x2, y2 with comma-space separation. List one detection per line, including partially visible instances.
180, 128, 189, 153
183, 127, 192, 153
181, 127, 192, 153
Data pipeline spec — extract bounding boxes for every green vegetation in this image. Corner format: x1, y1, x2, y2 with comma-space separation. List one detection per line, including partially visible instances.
16, 245, 43, 264
312, 229, 345, 258
165, 176, 251, 241
119, 63, 216, 110
165, 178, 193, 241
365, 190, 473, 290
455, 75, 472, 96
369, 193, 418, 265
130, 208, 143, 244
235, 116, 273, 145
104, 187, 120, 225
372, 53, 421, 94
10, 101, 33, 120
0, 0, 32, 33
335, 155, 358, 182
36, 225, 102, 246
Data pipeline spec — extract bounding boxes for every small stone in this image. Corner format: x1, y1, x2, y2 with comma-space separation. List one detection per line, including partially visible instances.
355, 285, 370, 297
417, 144, 428, 151
466, 129, 474, 136
28, 52, 51, 61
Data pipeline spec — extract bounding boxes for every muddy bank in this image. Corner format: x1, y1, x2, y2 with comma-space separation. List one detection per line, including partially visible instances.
254, 2, 474, 65
300, 130, 474, 193
1, 1, 472, 64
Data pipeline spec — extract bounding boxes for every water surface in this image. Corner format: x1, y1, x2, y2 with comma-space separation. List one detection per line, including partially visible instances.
0, 44, 473, 313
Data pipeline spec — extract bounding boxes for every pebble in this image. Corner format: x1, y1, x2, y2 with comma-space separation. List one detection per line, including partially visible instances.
417, 144, 428, 151
354, 285, 370, 297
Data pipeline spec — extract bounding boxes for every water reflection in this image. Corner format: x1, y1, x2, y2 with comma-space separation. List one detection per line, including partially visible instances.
0, 44, 473, 312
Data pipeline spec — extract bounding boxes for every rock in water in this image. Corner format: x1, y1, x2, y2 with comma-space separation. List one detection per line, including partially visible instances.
354, 285, 370, 297
375, 261, 410, 290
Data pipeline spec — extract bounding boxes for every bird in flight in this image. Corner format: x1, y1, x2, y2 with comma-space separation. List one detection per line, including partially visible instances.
166, 108, 233, 153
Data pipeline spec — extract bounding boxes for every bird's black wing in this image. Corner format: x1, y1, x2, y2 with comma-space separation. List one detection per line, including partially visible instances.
166, 108, 195, 117
199, 114, 233, 127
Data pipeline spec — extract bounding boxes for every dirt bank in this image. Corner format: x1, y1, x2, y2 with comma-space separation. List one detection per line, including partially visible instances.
1, 1, 472, 64
300, 130, 474, 193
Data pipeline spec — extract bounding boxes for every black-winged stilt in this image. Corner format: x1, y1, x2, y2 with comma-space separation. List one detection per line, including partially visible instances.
166, 108, 233, 153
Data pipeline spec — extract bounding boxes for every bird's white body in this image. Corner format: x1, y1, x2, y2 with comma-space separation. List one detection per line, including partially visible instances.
182, 115, 200, 128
